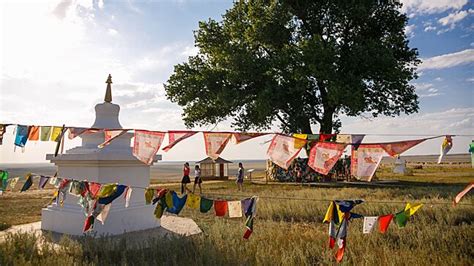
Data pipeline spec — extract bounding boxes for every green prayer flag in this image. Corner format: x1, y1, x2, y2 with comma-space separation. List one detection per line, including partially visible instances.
200, 197, 214, 213
395, 210, 409, 228
40, 126, 52, 141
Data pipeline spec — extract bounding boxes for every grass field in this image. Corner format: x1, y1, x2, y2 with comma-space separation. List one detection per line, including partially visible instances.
0, 165, 473, 265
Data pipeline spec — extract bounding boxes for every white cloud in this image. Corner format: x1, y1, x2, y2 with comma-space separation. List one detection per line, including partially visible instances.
401, 0, 467, 15
424, 25, 437, 32
405, 24, 416, 38
419, 49, 474, 70
413, 82, 442, 97
437, 9, 473, 33
108, 28, 119, 36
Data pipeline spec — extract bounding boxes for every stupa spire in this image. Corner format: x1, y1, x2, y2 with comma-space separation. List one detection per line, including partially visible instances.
104, 74, 113, 103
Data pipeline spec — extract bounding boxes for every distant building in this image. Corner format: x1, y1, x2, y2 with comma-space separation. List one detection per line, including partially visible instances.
196, 157, 232, 180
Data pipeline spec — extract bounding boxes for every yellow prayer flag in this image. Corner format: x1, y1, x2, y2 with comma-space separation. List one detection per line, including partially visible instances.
50, 126, 63, 142
323, 202, 334, 223
185, 193, 201, 209
165, 191, 173, 208
293, 134, 308, 140
98, 184, 117, 198
404, 203, 423, 216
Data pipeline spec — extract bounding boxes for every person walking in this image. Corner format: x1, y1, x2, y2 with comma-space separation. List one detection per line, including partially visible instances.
236, 162, 244, 191
181, 162, 191, 194
193, 165, 202, 194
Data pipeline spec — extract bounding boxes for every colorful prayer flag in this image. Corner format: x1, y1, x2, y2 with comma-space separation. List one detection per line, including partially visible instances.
98, 184, 117, 198
83, 215, 95, 232
132, 130, 166, 165
243, 196, 258, 239
395, 203, 423, 228
351, 144, 384, 181
87, 182, 101, 198
232, 133, 267, 144
14, 125, 29, 147
97, 204, 112, 225
308, 142, 347, 175
203, 132, 232, 160
319, 134, 336, 142
40, 126, 52, 141
27, 126, 40, 141
0, 124, 7, 145
200, 197, 214, 213
185, 193, 201, 209
453, 182, 473, 206
20, 173, 33, 192
68, 127, 89, 139
214, 200, 228, 217
145, 188, 155, 205
98, 185, 127, 205
379, 138, 426, 157
98, 129, 128, 148
228, 200, 243, 218
38, 176, 49, 189
267, 134, 306, 169
167, 191, 187, 215
378, 214, 394, 233
124, 187, 132, 208
162, 131, 197, 151
50, 126, 63, 142
438, 135, 453, 164
9, 177, 20, 190
363, 216, 378, 234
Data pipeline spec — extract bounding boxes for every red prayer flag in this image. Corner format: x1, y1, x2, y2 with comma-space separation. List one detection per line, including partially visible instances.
319, 134, 336, 142
203, 132, 232, 160
162, 131, 197, 152
214, 200, 228, 217
233, 133, 267, 144
243, 228, 252, 239
335, 246, 345, 263
132, 130, 166, 165
378, 214, 394, 233
267, 134, 306, 169
87, 182, 102, 198
83, 215, 94, 232
308, 142, 347, 175
98, 129, 128, 148
379, 138, 426, 157
68, 127, 89, 139
28, 126, 39, 141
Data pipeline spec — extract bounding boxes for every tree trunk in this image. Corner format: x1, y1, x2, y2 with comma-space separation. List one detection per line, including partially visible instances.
320, 108, 334, 134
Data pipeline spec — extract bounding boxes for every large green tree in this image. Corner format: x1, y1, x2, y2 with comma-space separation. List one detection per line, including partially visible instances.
165, 0, 420, 134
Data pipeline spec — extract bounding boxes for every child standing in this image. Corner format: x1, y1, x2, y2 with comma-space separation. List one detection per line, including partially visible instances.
193, 165, 202, 194
181, 162, 191, 194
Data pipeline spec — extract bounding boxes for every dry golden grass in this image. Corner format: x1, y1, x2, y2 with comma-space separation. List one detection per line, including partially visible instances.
0, 166, 473, 265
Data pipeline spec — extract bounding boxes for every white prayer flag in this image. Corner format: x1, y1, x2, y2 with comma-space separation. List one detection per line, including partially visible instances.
363, 216, 378, 234
228, 200, 243, 218
97, 204, 112, 225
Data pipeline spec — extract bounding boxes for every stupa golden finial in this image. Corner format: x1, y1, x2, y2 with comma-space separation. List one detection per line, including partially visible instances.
104, 74, 113, 103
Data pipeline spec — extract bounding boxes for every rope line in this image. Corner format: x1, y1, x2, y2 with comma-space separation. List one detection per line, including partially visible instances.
5, 173, 471, 207
2, 123, 473, 137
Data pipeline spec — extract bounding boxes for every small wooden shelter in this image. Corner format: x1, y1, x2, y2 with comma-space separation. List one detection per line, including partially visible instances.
196, 157, 232, 180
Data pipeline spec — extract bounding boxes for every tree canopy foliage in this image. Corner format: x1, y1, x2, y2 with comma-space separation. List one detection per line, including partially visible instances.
165, 0, 420, 133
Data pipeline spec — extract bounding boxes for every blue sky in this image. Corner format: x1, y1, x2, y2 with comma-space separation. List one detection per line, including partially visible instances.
0, 0, 473, 163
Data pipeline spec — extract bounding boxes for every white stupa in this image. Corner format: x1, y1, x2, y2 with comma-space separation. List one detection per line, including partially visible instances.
41, 74, 161, 236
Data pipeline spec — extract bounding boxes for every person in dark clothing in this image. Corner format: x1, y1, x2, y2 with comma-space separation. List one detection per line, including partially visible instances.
236, 162, 244, 191
181, 162, 191, 194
